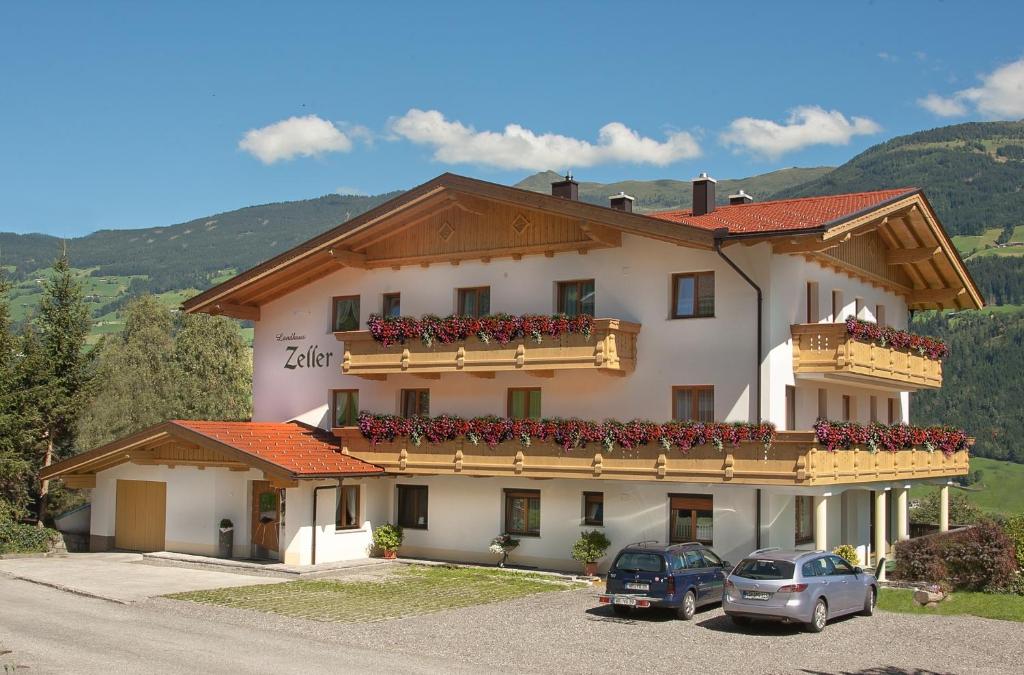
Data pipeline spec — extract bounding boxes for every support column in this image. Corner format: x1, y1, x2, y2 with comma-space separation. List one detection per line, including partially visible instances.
874, 490, 887, 581
814, 495, 828, 551
939, 484, 949, 532
896, 487, 909, 541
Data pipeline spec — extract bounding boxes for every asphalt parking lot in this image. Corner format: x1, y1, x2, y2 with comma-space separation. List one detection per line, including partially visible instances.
3, 575, 1022, 674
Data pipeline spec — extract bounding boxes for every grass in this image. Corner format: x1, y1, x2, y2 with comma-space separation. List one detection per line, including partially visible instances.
910, 457, 1024, 516
953, 227, 1003, 257
878, 588, 1024, 622
166, 564, 579, 623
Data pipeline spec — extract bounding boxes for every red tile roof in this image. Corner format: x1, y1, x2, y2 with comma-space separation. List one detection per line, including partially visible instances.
648, 188, 917, 234
172, 420, 382, 476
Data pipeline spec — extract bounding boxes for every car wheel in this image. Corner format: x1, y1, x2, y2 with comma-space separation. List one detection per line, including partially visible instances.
612, 605, 632, 617
805, 599, 827, 633
860, 587, 877, 616
676, 591, 696, 621
730, 615, 752, 627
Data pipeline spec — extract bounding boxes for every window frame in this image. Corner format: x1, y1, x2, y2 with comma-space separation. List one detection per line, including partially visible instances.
817, 388, 828, 421
794, 495, 815, 545
669, 493, 714, 545
671, 385, 715, 422
806, 282, 820, 323
831, 290, 844, 323
382, 292, 401, 318
555, 279, 595, 317
507, 387, 542, 420
330, 389, 360, 428
785, 385, 796, 430
400, 388, 430, 418
842, 394, 853, 422
671, 272, 716, 319
396, 484, 429, 530
331, 295, 361, 332
335, 484, 361, 531
504, 489, 541, 537
456, 286, 491, 317
583, 491, 604, 526
888, 397, 898, 425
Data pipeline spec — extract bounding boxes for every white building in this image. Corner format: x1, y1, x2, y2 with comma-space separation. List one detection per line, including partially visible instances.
44, 172, 982, 574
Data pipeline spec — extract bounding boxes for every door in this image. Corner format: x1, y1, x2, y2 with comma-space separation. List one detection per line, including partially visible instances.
251, 480, 280, 556
699, 549, 726, 603
682, 549, 711, 602
114, 479, 166, 552
827, 554, 861, 612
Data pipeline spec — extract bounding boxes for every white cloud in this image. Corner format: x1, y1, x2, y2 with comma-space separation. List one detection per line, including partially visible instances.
388, 109, 700, 170
239, 115, 353, 164
918, 58, 1024, 118
917, 93, 969, 117
878, 52, 898, 62
720, 106, 881, 159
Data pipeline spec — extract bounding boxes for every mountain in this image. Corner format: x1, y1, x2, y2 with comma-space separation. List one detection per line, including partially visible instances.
769, 121, 1024, 236
514, 167, 833, 212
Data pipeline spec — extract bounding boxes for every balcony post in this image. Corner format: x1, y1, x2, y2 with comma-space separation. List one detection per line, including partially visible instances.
874, 490, 887, 581
896, 487, 909, 541
814, 495, 828, 551
939, 484, 949, 532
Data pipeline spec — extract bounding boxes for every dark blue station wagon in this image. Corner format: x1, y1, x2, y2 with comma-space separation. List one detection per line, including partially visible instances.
599, 541, 731, 620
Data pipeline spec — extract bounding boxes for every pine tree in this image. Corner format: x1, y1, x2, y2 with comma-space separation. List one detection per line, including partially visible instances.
0, 273, 33, 518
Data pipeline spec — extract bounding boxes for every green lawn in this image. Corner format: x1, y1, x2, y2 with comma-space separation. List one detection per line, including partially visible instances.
910, 457, 1024, 516
879, 588, 1024, 622
167, 564, 580, 623
953, 227, 1003, 257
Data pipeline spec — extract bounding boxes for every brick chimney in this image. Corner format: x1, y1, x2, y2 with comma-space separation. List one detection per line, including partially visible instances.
551, 173, 579, 200
728, 189, 753, 205
609, 191, 634, 212
692, 172, 716, 216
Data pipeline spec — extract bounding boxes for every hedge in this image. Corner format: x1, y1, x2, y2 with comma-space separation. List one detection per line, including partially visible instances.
892, 520, 1017, 591
0, 522, 59, 555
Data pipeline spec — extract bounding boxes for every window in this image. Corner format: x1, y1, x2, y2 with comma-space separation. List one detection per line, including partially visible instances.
870, 395, 878, 423
332, 295, 360, 332
669, 494, 713, 544
556, 279, 595, 317
684, 549, 705, 568
504, 489, 540, 536
613, 551, 663, 573
734, 558, 795, 580
828, 555, 857, 576
382, 293, 401, 318
785, 385, 796, 430
672, 272, 715, 319
583, 492, 604, 526
336, 484, 361, 530
888, 398, 898, 425
701, 548, 723, 567
507, 388, 542, 420
831, 290, 844, 322
672, 386, 714, 422
876, 304, 887, 328
806, 282, 820, 323
400, 389, 430, 418
457, 287, 490, 317
842, 395, 853, 422
331, 390, 359, 428
795, 496, 815, 544
396, 485, 428, 529
855, 297, 865, 319
817, 388, 828, 420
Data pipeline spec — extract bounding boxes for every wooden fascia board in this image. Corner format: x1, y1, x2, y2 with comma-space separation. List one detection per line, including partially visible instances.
907, 196, 985, 309
38, 424, 175, 479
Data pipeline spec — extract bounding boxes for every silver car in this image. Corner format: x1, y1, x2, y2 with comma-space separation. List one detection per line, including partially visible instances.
722, 548, 878, 632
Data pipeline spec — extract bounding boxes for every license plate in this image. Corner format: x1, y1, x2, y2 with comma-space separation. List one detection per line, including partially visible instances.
625, 582, 649, 591
613, 596, 637, 606
743, 591, 771, 601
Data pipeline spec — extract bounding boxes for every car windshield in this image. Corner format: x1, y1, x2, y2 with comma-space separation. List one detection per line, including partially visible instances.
613, 552, 664, 573
732, 558, 795, 580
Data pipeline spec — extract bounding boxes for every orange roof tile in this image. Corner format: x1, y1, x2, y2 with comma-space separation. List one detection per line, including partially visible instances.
172, 420, 382, 476
648, 188, 917, 234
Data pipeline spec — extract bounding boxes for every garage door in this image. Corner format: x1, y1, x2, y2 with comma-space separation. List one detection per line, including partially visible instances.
115, 479, 166, 552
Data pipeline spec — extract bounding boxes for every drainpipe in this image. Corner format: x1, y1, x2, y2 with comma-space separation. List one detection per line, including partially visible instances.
713, 230, 763, 421
311, 479, 342, 565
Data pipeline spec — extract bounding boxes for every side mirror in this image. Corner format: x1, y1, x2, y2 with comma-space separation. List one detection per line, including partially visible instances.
854, 566, 863, 575
721, 561, 731, 569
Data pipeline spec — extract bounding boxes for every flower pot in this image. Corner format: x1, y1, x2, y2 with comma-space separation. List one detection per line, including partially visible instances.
383, 549, 397, 560
583, 562, 599, 577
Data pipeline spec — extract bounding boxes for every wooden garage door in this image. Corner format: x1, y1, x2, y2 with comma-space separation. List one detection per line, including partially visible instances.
115, 479, 167, 552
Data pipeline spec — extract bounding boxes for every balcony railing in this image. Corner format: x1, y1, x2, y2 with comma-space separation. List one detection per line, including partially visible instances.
335, 428, 968, 486
791, 323, 943, 390
335, 318, 640, 379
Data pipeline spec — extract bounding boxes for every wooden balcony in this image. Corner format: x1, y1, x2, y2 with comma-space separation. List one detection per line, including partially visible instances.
335, 318, 640, 379
335, 428, 968, 486
791, 323, 943, 390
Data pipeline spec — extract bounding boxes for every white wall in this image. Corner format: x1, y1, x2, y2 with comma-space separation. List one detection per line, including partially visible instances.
280, 477, 389, 565
91, 463, 262, 557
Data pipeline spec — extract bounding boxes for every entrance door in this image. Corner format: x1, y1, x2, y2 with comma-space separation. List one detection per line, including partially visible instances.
114, 479, 166, 552
251, 481, 280, 557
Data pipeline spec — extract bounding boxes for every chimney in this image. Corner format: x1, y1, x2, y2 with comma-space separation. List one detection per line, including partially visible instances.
609, 191, 634, 212
728, 189, 754, 205
692, 172, 716, 216
551, 172, 579, 200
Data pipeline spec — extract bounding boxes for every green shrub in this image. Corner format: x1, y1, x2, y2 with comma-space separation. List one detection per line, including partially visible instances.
1004, 515, 1024, 571
910, 491, 982, 526
893, 520, 1017, 591
372, 523, 404, 552
832, 544, 860, 566
571, 530, 611, 564
0, 522, 59, 554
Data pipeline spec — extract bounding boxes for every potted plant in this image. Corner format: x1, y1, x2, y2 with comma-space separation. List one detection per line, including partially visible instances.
489, 533, 520, 567
372, 523, 403, 559
832, 544, 860, 567
218, 518, 234, 559
571, 529, 611, 576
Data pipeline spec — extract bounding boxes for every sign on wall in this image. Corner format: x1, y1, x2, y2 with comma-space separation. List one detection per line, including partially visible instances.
277, 332, 335, 370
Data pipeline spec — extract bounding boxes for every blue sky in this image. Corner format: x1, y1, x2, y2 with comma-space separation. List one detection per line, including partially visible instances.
2, 0, 1023, 237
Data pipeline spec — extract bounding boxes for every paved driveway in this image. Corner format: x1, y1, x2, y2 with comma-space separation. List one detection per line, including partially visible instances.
0, 553, 286, 603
